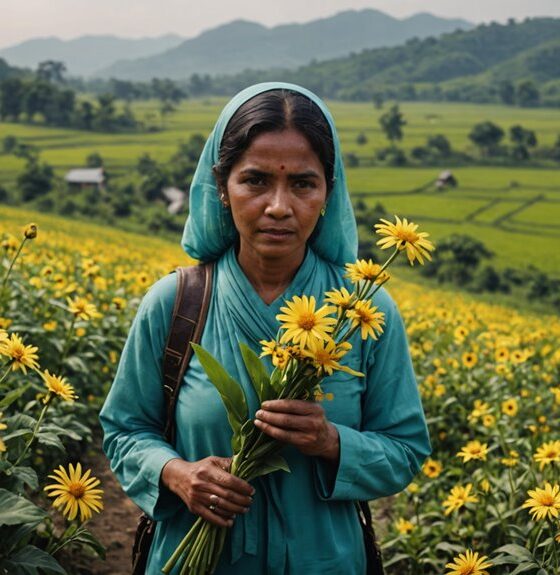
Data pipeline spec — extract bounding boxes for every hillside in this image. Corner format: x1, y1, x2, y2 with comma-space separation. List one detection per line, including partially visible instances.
0, 34, 184, 77
204, 18, 560, 101
94, 9, 472, 81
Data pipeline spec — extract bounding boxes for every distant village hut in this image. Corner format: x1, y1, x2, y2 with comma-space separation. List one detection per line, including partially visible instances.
435, 170, 458, 189
161, 186, 189, 214
64, 168, 105, 191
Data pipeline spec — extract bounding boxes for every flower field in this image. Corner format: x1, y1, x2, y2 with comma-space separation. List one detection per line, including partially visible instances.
1, 206, 559, 574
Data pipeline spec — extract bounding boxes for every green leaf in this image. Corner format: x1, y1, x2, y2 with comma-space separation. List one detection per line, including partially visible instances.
239, 342, 274, 402
10, 466, 39, 490
247, 453, 290, 480
509, 563, 540, 574
192, 343, 248, 437
0, 489, 47, 526
72, 529, 106, 559
1, 544, 67, 574
36, 431, 65, 451
0, 384, 31, 409
494, 544, 534, 562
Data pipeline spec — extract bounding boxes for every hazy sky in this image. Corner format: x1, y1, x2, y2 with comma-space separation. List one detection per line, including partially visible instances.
2, 0, 560, 48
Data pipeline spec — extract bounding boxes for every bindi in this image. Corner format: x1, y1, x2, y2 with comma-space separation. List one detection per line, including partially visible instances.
280, 165, 285, 170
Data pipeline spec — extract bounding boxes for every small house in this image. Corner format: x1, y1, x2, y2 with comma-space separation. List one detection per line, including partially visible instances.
436, 170, 458, 189
65, 168, 105, 191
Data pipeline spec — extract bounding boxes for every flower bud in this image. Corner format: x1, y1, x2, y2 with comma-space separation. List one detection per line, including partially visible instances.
23, 223, 38, 239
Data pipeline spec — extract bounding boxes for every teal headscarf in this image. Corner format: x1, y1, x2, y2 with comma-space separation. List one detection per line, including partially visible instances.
181, 82, 358, 266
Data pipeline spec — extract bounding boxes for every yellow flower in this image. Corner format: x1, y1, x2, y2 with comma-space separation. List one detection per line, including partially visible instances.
0, 412, 7, 453
480, 479, 491, 493
434, 383, 446, 397
344, 259, 390, 284
43, 320, 58, 332
407, 482, 419, 494
482, 414, 496, 428
533, 440, 560, 470
550, 386, 560, 405
260, 340, 292, 369
501, 450, 520, 467
457, 440, 488, 463
112, 297, 127, 311
445, 549, 493, 575
303, 338, 363, 377
23, 222, 38, 239
395, 518, 415, 535
462, 352, 478, 369
510, 349, 526, 364
346, 300, 385, 340
522, 482, 560, 521
495, 347, 509, 362
44, 463, 103, 522
75, 327, 86, 337
42, 370, 78, 402
422, 458, 442, 478
324, 287, 355, 310
374, 216, 435, 265
67, 296, 102, 321
0, 333, 39, 373
277, 295, 336, 348
443, 484, 478, 515
0, 318, 12, 330
501, 398, 518, 417
468, 400, 490, 423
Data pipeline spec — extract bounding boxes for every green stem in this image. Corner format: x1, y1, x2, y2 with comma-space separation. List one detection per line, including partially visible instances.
162, 517, 203, 573
1, 238, 27, 289
58, 316, 76, 371
12, 395, 51, 468
0, 364, 11, 385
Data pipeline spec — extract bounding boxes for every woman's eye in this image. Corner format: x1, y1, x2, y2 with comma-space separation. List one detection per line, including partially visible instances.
245, 176, 266, 187
293, 179, 315, 189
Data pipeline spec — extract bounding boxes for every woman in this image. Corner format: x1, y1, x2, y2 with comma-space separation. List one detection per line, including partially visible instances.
100, 82, 431, 575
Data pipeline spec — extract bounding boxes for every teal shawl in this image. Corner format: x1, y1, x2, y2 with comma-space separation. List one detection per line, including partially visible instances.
100, 83, 431, 575
181, 82, 358, 265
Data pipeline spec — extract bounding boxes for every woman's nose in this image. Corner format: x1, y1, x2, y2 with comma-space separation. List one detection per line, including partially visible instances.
264, 187, 292, 218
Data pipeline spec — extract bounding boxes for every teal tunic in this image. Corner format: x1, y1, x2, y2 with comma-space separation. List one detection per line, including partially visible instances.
99, 246, 431, 575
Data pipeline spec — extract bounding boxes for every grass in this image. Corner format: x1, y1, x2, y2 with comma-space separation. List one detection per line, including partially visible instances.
1, 99, 559, 275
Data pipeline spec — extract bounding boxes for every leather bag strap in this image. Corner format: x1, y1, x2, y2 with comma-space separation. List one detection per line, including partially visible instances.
162, 262, 213, 444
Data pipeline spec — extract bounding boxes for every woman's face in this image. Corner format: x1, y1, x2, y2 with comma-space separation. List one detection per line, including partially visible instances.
224, 128, 327, 267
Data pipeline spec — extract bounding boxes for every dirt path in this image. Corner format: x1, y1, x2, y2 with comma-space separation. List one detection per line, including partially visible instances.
65, 440, 141, 575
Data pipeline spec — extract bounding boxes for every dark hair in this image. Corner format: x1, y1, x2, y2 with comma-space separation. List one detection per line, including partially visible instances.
213, 89, 335, 193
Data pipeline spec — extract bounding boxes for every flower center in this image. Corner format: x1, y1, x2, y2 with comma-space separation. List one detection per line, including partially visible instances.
544, 450, 557, 458
397, 230, 419, 244
298, 313, 316, 331
68, 482, 86, 498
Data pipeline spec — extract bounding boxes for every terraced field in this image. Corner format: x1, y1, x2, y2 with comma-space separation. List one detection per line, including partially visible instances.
1, 99, 559, 273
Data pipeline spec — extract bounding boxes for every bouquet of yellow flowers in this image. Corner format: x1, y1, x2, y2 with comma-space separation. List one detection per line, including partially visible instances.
163, 216, 434, 575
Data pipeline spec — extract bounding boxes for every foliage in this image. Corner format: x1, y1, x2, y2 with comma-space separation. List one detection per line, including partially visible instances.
468, 122, 505, 156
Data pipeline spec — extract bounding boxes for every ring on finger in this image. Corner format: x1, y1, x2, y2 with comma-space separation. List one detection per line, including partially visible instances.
208, 504, 216, 511
210, 494, 220, 505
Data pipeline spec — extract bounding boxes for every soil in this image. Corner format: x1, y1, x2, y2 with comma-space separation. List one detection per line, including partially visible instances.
60, 439, 140, 575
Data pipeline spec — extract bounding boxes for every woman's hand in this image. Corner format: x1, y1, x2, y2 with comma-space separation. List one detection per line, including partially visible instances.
254, 400, 340, 462
161, 456, 255, 528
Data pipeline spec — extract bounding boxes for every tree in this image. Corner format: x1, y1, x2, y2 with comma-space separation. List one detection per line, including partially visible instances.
509, 125, 537, 160
372, 93, 384, 109
516, 81, 540, 108
37, 60, 66, 84
379, 104, 406, 146
468, 121, 504, 156
86, 152, 104, 168
17, 158, 54, 201
2, 135, 18, 154
22, 80, 53, 120
0, 77, 25, 119
93, 94, 116, 131
551, 135, 560, 162
427, 134, 451, 157
498, 80, 515, 105
75, 101, 95, 130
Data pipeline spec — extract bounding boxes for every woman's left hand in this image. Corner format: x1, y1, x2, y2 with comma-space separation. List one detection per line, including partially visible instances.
254, 400, 340, 462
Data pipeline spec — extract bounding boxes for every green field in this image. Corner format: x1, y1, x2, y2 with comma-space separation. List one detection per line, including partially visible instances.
1, 99, 559, 274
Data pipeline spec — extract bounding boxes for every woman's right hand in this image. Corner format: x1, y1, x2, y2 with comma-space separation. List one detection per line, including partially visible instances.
161, 456, 255, 528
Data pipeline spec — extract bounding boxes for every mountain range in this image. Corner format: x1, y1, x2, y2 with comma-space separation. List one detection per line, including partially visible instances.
0, 34, 184, 77
0, 9, 473, 80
